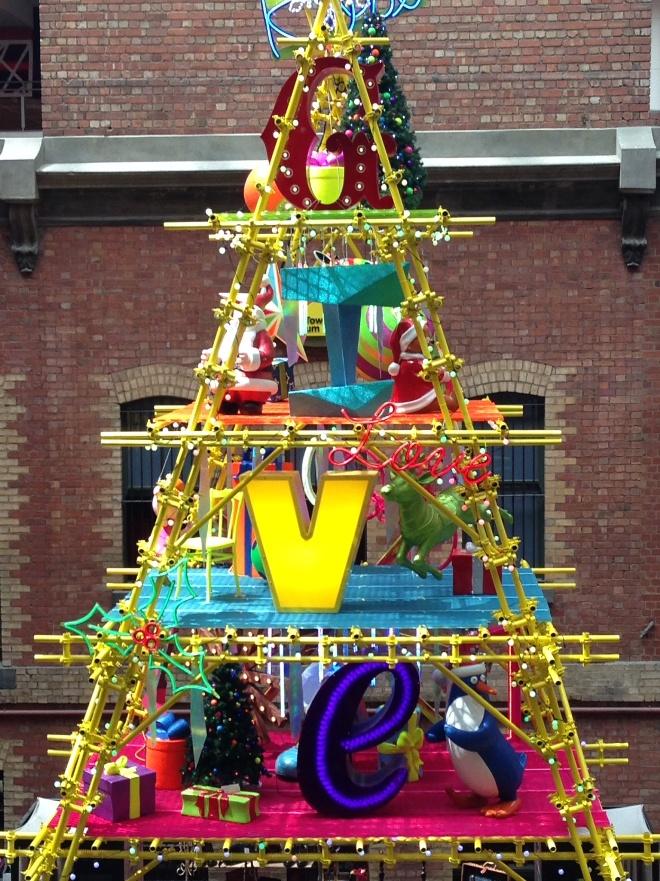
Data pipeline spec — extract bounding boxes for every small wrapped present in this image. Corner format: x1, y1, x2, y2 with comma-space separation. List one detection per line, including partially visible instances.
83, 755, 156, 822
181, 785, 227, 820
223, 789, 260, 823
377, 710, 424, 782
181, 784, 260, 823
451, 547, 501, 596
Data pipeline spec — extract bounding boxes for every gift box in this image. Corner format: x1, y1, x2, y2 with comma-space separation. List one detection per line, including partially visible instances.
451, 547, 501, 596
83, 756, 156, 822
181, 785, 260, 823
224, 789, 260, 823
181, 785, 227, 820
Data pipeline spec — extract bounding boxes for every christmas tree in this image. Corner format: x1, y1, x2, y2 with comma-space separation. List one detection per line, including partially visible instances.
341, 11, 426, 209
190, 664, 266, 788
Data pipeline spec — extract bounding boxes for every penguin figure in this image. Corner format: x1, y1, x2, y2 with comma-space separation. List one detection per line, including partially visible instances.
428, 661, 526, 818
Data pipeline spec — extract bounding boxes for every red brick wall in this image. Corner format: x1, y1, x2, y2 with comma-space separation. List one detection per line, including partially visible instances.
0, 227, 231, 666
574, 711, 660, 827
38, 0, 655, 135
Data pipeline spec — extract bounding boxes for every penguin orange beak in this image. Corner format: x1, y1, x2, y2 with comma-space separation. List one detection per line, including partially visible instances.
476, 680, 497, 697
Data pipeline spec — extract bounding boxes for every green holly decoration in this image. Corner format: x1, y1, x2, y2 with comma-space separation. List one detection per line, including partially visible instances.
342, 12, 426, 209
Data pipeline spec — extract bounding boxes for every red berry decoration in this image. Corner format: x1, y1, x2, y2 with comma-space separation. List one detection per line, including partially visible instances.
131, 620, 163, 654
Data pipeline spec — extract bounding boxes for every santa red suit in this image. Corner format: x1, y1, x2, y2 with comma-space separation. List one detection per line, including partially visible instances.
207, 280, 278, 413
388, 318, 457, 414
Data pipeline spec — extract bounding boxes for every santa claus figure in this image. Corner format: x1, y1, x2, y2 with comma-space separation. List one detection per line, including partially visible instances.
387, 318, 458, 414
203, 278, 278, 415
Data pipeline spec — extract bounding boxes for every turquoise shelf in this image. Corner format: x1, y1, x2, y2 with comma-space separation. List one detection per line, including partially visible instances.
125, 564, 551, 631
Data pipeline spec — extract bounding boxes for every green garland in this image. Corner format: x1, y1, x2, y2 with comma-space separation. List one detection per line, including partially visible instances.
341, 12, 426, 209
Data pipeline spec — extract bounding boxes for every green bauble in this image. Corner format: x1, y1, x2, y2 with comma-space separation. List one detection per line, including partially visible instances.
251, 541, 266, 578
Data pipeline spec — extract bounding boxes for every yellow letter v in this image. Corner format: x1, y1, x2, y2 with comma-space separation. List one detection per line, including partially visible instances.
244, 471, 377, 612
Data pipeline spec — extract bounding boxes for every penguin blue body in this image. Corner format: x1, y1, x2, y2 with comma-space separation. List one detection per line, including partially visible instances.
429, 662, 526, 807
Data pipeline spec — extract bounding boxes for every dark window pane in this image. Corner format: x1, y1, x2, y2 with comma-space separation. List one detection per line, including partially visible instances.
120, 397, 189, 566
489, 393, 545, 568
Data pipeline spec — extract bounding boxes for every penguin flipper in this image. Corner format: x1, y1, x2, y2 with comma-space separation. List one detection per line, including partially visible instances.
426, 720, 446, 743
445, 712, 497, 751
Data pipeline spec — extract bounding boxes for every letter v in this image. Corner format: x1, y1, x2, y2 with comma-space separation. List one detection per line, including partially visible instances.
244, 471, 377, 612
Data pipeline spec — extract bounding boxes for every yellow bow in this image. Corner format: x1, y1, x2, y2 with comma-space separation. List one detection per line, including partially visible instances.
377, 712, 424, 782
103, 754, 129, 776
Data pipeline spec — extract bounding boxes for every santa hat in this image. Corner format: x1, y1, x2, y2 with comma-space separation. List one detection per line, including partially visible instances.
453, 643, 487, 680
387, 319, 419, 376
256, 278, 274, 310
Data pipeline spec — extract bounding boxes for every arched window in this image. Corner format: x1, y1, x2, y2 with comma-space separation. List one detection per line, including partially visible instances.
488, 392, 545, 568
121, 397, 188, 566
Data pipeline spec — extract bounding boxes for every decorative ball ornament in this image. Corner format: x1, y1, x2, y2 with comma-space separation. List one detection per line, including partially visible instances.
244, 162, 284, 212
251, 541, 267, 578
131, 620, 163, 654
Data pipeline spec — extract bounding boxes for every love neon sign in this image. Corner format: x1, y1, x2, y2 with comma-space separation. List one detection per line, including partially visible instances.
329, 403, 493, 486
297, 661, 420, 815
261, 56, 395, 210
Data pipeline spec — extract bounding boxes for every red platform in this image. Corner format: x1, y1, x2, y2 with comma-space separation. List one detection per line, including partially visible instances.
65, 733, 610, 841
155, 398, 505, 429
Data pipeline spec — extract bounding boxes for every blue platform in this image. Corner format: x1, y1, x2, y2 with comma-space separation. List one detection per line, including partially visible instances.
129, 564, 550, 631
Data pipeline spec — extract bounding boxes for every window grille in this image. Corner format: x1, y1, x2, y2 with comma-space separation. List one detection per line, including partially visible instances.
121, 397, 189, 566
488, 393, 545, 568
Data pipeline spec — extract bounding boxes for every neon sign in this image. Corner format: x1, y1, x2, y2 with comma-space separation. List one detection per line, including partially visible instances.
261, 56, 395, 210
260, 0, 426, 60
328, 402, 494, 486
297, 661, 420, 815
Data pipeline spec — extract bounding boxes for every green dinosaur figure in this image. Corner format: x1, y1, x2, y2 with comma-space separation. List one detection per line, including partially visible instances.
381, 472, 512, 580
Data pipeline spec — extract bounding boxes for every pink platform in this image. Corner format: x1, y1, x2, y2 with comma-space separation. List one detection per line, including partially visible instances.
63, 733, 611, 841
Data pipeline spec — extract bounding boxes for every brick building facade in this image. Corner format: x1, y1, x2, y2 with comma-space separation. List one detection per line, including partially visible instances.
1, 0, 659, 833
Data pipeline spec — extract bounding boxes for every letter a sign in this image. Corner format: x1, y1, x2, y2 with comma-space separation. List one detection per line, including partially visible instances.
244, 471, 377, 612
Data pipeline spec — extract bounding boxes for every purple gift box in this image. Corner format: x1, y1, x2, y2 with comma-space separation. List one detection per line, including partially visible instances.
83, 757, 156, 822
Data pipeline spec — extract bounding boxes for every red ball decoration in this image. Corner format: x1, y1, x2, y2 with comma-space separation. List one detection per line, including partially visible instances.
244, 162, 284, 212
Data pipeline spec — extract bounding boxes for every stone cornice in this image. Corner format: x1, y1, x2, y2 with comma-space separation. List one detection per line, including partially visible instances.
0, 127, 658, 271
0, 127, 656, 198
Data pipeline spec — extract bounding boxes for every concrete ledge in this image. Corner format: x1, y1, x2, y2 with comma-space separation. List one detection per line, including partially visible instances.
617, 127, 657, 193
0, 132, 43, 201
0, 126, 658, 222
564, 661, 660, 703
0, 127, 646, 192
